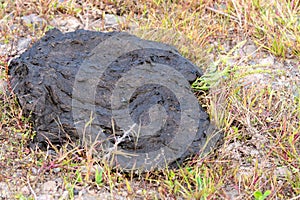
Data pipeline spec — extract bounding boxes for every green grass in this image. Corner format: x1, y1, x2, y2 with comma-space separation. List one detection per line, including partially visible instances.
0, 0, 299, 199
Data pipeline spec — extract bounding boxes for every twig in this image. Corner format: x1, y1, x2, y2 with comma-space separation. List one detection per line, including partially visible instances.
205, 6, 239, 23
27, 176, 37, 200
206, 6, 266, 32
103, 123, 137, 161
289, 195, 300, 200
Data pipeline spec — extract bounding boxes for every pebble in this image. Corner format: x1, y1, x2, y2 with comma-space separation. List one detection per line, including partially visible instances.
50, 16, 83, 32
0, 44, 8, 56
249, 149, 259, 156
17, 37, 32, 53
275, 166, 292, 178
75, 193, 100, 200
226, 58, 236, 66
242, 43, 258, 57
252, 133, 268, 149
293, 86, 299, 98
136, 189, 143, 195
42, 180, 57, 193
31, 167, 38, 175
60, 190, 69, 199
0, 79, 7, 95
72, 189, 127, 200
21, 14, 46, 28
104, 14, 125, 28
223, 184, 240, 199
20, 185, 30, 196
53, 167, 61, 173
54, 177, 63, 185
47, 149, 57, 156
0, 182, 10, 198
259, 56, 275, 66
37, 194, 54, 200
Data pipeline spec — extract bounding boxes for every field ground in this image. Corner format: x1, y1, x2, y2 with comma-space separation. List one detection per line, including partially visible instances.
0, 0, 299, 199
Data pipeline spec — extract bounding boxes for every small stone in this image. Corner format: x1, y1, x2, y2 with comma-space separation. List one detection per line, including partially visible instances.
252, 133, 268, 149
60, 191, 69, 200
21, 14, 46, 28
98, 193, 115, 200
76, 193, 99, 200
47, 149, 57, 156
31, 167, 38, 175
249, 149, 259, 156
0, 182, 10, 198
17, 37, 32, 52
0, 43, 9, 56
0, 79, 7, 95
20, 185, 30, 196
223, 184, 239, 199
136, 189, 143, 195
226, 58, 236, 66
42, 180, 57, 193
73, 188, 79, 196
120, 190, 128, 197
50, 16, 83, 32
293, 85, 299, 98
243, 43, 257, 56
53, 167, 61, 173
275, 166, 291, 178
260, 56, 275, 66
54, 177, 63, 185
37, 194, 54, 200
104, 14, 125, 28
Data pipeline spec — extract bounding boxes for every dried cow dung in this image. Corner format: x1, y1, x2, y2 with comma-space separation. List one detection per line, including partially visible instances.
9, 29, 221, 171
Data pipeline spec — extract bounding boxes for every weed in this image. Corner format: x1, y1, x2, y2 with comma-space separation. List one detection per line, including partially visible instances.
95, 167, 103, 185
253, 190, 271, 200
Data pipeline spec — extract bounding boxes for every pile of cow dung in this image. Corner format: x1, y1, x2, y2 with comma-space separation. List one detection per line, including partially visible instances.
9, 29, 221, 171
